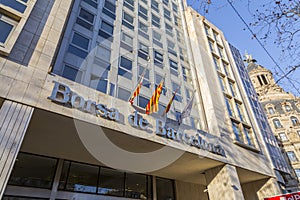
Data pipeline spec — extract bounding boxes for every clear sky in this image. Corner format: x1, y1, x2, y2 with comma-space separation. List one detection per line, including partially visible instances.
187, 0, 300, 97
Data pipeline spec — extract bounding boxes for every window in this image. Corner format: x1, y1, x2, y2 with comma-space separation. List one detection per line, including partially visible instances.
152, 13, 160, 28
158, 103, 166, 115
213, 56, 220, 70
165, 23, 173, 37
103, 0, 116, 19
117, 87, 131, 101
8, 153, 57, 189
232, 122, 243, 142
139, 5, 148, 20
167, 40, 176, 56
99, 20, 114, 40
208, 40, 215, 52
279, 132, 288, 141
138, 95, 149, 108
125, 173, 151, 199
223, 62, 230, 76
65, 162, 99, 193
273, 119, 282, 129
154, 50, 163, 68
267, 106, 275, 114
225, 97, 234, 117
83, 0, 98, 8
138, 65, 150, 88
139, 21, 149, 39
295, 169, 300, 178
229, 82, 236, 97
153, 31, 162, 47
76, 8, 94, 30
172, 82, 182, 102
138, 42, 149, 60
151, 0, 159, 12
118, 57, 133, 79
243, 127, 254, 146
123, 12, 134, 29
285, 104, 292, 112
213, 31, 220, 43
182, 66, 191, 83
62, 65, 83, 81
218, 46, 225, 59
174, 15, 179, 26
163, 0, 169, 6
236, 103, 245, 122
1, 0, 27, 13
218, 75, 226, 92
169, 59, 178, 76
156, 178, 175, 200
164, 8, 171, 21
90, 74, 108, 93
0, 15, 15, 45
291, 116, 299, 126
287, 151, 298, 162
121, 32, 133, 46
172, 3, 178, 12
68, 32, 89, 58
204, 24, 211, 36
124, 0, 134, 10
98, 168, 124, 196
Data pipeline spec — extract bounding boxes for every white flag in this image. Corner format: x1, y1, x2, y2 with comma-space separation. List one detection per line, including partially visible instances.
179, 94, 195, 124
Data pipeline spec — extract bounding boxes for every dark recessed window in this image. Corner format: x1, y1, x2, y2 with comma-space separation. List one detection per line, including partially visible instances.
156, 177, 175, 200
98, 168, 124, 196
0, 18, 14, 44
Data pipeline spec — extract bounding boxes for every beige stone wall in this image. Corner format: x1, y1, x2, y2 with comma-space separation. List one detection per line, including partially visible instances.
175, 181, 208, 200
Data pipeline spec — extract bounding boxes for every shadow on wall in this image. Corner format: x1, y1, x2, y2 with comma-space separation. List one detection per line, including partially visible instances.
7, 0, 55, 66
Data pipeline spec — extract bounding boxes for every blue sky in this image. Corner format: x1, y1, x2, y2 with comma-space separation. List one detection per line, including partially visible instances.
187, 0, 300, 97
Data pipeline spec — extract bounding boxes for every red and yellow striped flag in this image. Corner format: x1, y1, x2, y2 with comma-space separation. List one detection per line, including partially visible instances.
129, 74, 144, 105
162, 86, 180, 116
145, 80, 164, 114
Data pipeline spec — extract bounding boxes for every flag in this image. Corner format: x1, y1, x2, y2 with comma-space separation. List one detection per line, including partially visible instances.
162, 86, 180, 116
145, 80, 164, 114
128, 72, 145, 105
179, 93, 195, 124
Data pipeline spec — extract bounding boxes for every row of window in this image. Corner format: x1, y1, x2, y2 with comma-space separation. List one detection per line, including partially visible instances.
273, 117, 300, 129
267, 103, 299, 114
8, 153, 175, 200
278, 130, 300, 142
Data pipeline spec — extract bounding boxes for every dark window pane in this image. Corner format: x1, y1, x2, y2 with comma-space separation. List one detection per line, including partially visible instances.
8, 153, 57, 189
117, 87, 131, 101
68, 45, 88, 59
98, 168, 125, 196
0, 0, 27, 13
156, 177, 175, 200
125, 173, 148, 199
58, 161, 70, 190
0, 20, 13, 44
83, 0, 97, 8
120, 57, 132, 70
72, 33, 89, 50
65, 162, 99, 193
138, 96, 149, 108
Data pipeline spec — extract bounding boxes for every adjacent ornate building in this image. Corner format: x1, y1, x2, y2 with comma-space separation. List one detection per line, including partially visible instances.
246, 55, 300, 191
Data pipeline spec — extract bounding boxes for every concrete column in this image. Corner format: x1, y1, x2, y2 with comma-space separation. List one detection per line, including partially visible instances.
205, 164, 245, 200
0, 100, 34, 197
242, 177, 281, 200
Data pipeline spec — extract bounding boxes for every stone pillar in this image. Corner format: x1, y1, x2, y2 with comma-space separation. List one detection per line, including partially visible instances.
0, 100, 34, 197
242, 177, 281, 200
205, 164, 245, 200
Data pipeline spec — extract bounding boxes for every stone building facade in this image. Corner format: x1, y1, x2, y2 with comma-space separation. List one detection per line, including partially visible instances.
246, 55, 300, 191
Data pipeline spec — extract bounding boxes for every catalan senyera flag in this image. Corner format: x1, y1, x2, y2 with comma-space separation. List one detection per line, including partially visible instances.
129, 74, 145, 105
145, 80, 164, 115
162, 86, 180, 116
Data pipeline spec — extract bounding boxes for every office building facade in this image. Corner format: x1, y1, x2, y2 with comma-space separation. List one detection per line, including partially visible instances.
0, 0, 285, 199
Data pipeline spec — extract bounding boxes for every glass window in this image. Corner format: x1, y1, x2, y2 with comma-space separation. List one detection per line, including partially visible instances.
218, 46, 225, 59
138, 95, 149, 108
0, 0, 27, 13
103, 0, 116, 19
151, 0, 159, 12
122, 32, 133, 46
213, 56, 220, 70
243, 127, 253, 146
236, 103, 245, 122
169, 59, 178, 76
0, 16, 14, 44
268, 107, 275, 114
98, 168, 124, 196
154, 50, 163, 68
62, 65, 83, 81
153, 31, 162, 47
208, 40, 215, 52
172, 82, 182, 102
223, 62, 231, 77
172, 3, 178, 12
165, 23, 173, 37
152, 13, 160, 28
229, 82, 236, 97
139, 5, 148, 20
123, 12, 134, 29
138, 42, 149, 60
125, 173, 149, 199
65, 162, 99, 193
76, 8, 94, 30
273, 119, 282, 129
182, 66, 191, 83
225, 97, 234, 117
164, 8, 171, 21
71, 32, 89, 50
295, 169, 300, 178
156, 177, 175, 200
163, 0, 169, 6
204, 24, 210, 36
90, 74, 108, 93
83, 0, 98, 8
285, 104, 292, 112
138, 65, 150, 88
124, 0, 134, 10
101, 21, 114, 35
117, 87, 131, 101
8, 153, 57, 189
218, 75, 226, 92
139, 21, 148, 33
291, 116, 299, 126
279, 132, 288, 141
287, 151, 298, 162
118, 57, 133, 79
232, 122, 243, 142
